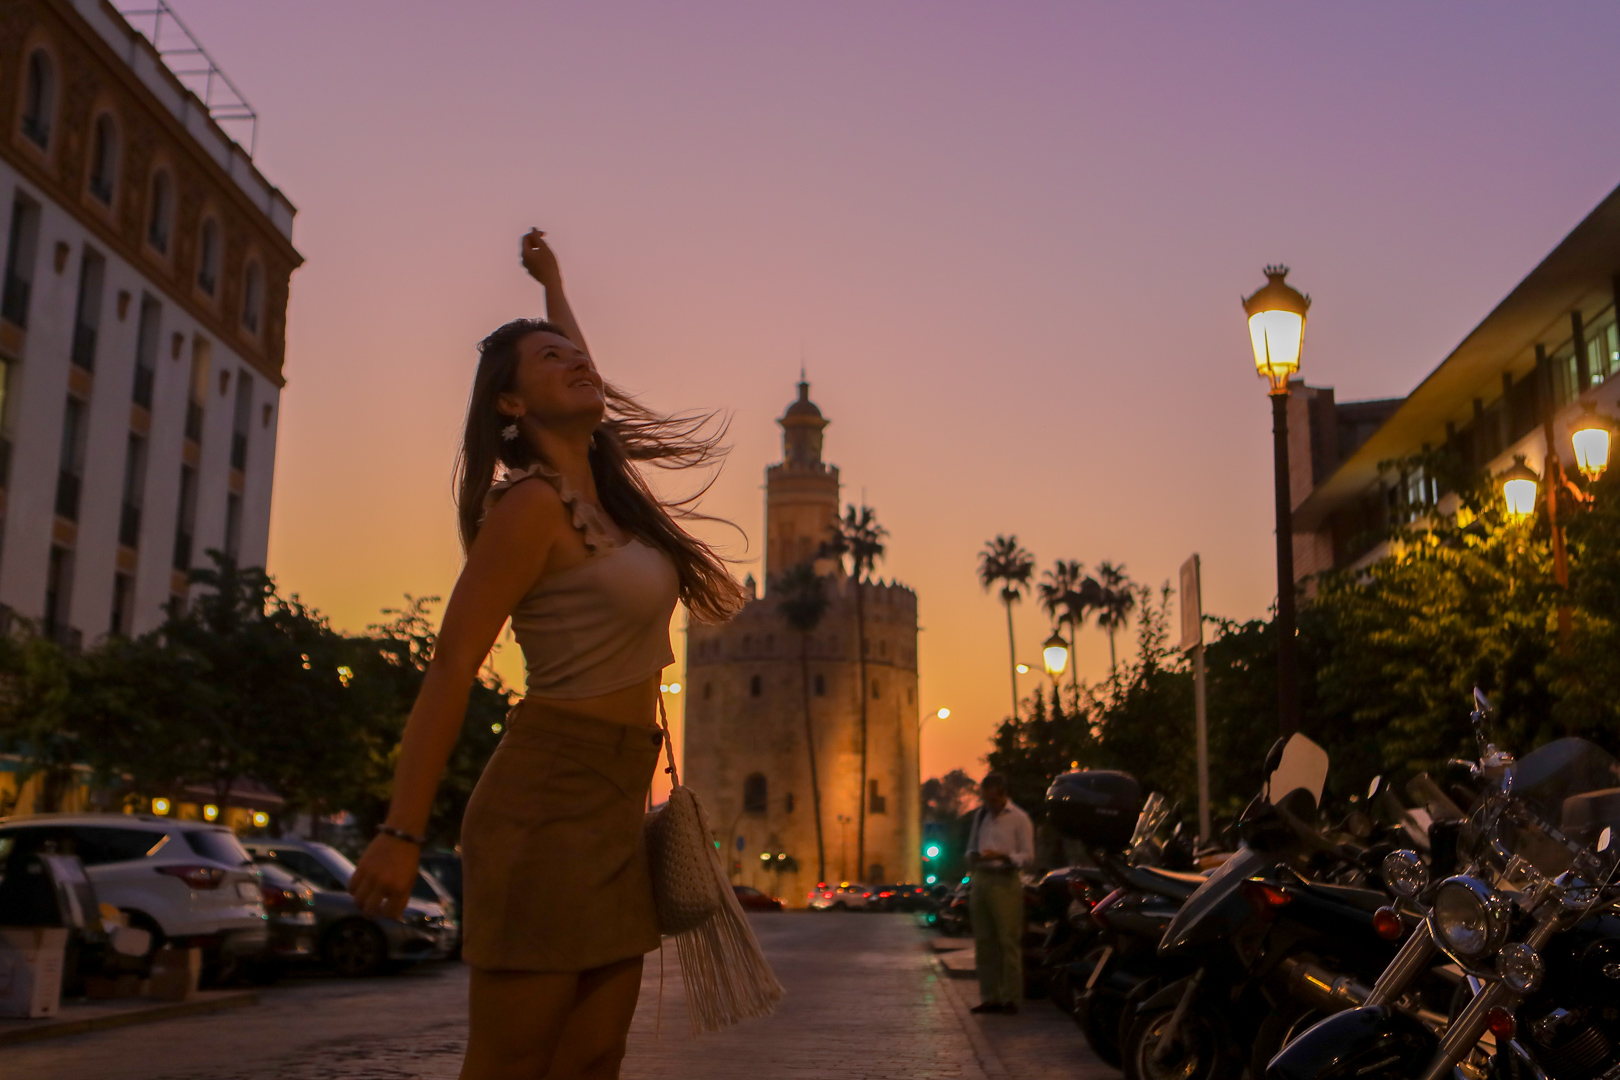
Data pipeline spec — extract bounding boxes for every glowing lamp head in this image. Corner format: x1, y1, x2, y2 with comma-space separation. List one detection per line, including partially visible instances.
1015, 663, 1030, 675
1042, 630, 1070, 679
151, 797, 170, 816
936, 707, 950, 720
1500, 456, 1540, 519
1243, 266, 1310, 393
1571, 406, 1613, 482
252, 811, 269, 828
203, 804, 220, 822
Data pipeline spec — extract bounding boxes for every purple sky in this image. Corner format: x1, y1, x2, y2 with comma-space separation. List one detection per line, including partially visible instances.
167, 1, 1620, 778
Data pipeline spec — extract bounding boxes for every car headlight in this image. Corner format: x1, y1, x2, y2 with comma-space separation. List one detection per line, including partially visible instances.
1381, 849, 1427, 899
1429, 876, 1510, 959
1497, 943, 1544, 994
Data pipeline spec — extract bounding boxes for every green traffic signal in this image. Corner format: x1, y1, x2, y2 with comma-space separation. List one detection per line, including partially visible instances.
923, 843, 942, 859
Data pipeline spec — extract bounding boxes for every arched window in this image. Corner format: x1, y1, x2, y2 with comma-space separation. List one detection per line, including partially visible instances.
196, 219, 220, 295
146, 171, 172, 254
240, 261, 263, 333
22, 50, 54, 149
749, 674, 762, 697
813, 674, 825, 696
89, 115, 117, 203
743, 773, 767, 814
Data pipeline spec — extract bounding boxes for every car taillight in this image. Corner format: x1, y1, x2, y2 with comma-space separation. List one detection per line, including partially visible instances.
823, 891, 833, 899
157, 865, 226, 890
261, 885, 303, 912
1240, 880, 1294, 921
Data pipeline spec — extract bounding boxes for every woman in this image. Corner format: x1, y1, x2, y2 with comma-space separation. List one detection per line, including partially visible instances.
350, 229, 744, 1079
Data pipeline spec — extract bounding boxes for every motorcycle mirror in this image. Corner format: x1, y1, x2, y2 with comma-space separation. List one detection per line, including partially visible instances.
1474, 687, 1494, 715
1601, 827, 1613, 854
1367, 776, 1383, 799
1266, 733, 1331, 808
1262, 737, 1288, 777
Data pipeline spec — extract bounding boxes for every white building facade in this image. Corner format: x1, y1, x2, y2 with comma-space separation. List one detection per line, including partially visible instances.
0, 0, 300, 647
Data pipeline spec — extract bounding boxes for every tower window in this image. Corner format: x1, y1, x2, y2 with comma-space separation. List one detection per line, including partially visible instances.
750, 674, 762, 697
813, 674, 825, 697
785, 793, 795, 814
871, 679, 881, 699
22, 50, 54, 149
743, 773, 768, 814
703, 682, 713, 700
868, 779, 887, 815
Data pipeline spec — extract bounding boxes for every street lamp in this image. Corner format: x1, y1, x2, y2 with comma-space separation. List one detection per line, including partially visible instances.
1571, 406, 1614, 483
1243, 265, 1310, 738
1042, 630, 1070, 683
1500, 455, 1540, 518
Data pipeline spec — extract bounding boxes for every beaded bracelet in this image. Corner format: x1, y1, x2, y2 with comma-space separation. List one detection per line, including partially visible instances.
376, 824, 427, 846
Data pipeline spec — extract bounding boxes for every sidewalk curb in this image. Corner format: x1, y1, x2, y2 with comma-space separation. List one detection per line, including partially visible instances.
929, 955, 1010, 1079
0, 990, 259, 1047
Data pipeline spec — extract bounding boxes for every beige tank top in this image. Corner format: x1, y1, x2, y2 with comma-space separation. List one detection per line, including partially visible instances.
484, 461, 678, 700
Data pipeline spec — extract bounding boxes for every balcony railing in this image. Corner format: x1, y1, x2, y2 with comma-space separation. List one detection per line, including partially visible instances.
119, 503, 143, 549
173, 528, 193, 572
133, 364, 155, 408
1, 274, 29, 328
185, 401, 204, 442
55, 470, 81, 521
230, 431, 247, 471
71, 322, 98, 372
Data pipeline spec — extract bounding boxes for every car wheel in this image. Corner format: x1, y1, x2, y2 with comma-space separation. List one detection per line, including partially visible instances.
325, 920, 389, 978
834, 901, 848, 911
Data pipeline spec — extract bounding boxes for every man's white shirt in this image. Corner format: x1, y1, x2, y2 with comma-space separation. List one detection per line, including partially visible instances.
966, 800, 1035, 868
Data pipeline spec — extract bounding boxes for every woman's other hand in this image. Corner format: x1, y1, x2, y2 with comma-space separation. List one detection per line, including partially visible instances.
349, 833, 422, 922
521, 227, 561, 287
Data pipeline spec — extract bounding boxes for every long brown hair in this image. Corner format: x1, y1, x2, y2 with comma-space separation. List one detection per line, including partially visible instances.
454, 318, 746, 623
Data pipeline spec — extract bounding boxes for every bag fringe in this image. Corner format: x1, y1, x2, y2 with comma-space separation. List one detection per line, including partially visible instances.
667, 834, 785, 1034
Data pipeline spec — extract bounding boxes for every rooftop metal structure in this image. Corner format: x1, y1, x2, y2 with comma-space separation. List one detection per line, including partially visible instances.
117, 1, 258, 156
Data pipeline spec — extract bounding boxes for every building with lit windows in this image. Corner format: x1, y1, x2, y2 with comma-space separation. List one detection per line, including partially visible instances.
0, 0, 300, 648
1287, 181, 1620, 581
684, 381, 922, 905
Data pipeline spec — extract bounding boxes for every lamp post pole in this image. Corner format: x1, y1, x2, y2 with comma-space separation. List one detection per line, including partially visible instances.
1244, 266, 1310, 740
1271, 391, 1300, 738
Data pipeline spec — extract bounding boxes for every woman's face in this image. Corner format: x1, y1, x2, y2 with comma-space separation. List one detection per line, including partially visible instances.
499, 331, 605, 430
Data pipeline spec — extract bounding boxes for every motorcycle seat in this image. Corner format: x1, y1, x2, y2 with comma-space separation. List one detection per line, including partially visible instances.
1126, 865, 1207, 900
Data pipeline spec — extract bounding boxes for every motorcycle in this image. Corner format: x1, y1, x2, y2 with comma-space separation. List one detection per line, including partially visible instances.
1268, 688, 1620, 1080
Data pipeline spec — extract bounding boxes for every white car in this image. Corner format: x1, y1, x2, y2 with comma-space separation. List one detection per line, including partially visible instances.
0, 813, 268, 973
807, 882, 875, 911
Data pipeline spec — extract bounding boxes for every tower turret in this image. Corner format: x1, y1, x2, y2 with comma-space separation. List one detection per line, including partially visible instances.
765, 380, 841, 588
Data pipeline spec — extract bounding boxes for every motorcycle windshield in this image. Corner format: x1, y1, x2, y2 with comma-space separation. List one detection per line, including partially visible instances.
1469, 737, 1620, 879
1159, 845, 1270, 954
1127, 792, 1176, 864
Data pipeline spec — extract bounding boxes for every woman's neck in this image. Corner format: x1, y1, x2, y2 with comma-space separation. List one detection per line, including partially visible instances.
528, 426, 599, 503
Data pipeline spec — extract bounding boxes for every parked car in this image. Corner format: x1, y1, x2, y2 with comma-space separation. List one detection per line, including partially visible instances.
417, 849, 462, 916
807, 881, 874, 911
732, 884, 784, 912
868, 883, 930, 912
242, 838, 457, 977
0, 813, 267, 981
246, 860, 318, 980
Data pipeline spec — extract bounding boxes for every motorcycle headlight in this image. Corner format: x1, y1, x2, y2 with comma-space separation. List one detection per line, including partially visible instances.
1381, 849, 1427, 899
1429, 876, 1510, 960
1497, 943, 1544, 994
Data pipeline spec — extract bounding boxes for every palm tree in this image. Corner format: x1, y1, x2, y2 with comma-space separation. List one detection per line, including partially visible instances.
1038, 559, 1095, 695
821, 504, 887, 883
1094, 561, 1137, 676
978, 535, 1036, 719
775, 562, 830, 882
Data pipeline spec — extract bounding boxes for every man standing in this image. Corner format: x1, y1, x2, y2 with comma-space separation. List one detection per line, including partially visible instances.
965, 771, 1034, 1015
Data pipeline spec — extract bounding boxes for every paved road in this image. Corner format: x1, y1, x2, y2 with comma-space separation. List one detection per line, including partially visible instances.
2, 914, 1113, 1080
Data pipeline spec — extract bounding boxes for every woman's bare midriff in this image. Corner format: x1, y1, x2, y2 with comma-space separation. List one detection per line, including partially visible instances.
525, 674, 661, 727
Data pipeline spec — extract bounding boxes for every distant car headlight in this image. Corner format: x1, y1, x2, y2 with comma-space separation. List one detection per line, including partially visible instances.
1381, 849, 1427, 899
1429, 876, 1510, 959
1497, 943, 1544, 994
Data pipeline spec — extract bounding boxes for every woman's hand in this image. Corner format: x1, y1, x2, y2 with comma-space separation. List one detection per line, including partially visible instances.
521, 227, 561, 287
349, 833, 422, 922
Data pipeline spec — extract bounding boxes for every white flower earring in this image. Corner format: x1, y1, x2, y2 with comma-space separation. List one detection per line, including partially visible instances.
501, 418, 520, 442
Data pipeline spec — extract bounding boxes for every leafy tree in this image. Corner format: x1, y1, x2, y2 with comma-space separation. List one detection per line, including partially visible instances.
822, 504, 887, 881
1093, 561, 1138, 677
0, 629, 77, 813
921, 768, 979, 821
979, 535, 1036, 719
775, 563, 831, 881
1038, 560, 1099, 695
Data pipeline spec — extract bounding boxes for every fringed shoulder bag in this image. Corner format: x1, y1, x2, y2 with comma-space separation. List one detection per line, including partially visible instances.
644, 695, 785, 1033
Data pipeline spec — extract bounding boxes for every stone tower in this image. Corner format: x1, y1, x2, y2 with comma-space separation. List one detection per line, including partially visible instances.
684, 382, 921, 905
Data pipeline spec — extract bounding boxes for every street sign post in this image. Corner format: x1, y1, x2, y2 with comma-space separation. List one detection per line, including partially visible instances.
1180, 554, 1210, 844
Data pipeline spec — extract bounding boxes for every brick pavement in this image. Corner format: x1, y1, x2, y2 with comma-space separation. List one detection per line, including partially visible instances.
0, 913, 1115, 1080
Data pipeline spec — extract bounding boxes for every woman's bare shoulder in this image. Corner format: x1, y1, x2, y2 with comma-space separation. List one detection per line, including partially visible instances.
476, 475, 569, 547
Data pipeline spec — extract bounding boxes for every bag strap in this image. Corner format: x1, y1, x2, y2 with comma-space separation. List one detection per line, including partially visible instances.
656, 692, 680, 788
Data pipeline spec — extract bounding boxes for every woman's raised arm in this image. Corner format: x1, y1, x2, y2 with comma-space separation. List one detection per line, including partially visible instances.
520, 229, 588, 356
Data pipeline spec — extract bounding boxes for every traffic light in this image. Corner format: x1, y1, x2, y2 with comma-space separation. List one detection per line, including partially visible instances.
924, 842, 942, 859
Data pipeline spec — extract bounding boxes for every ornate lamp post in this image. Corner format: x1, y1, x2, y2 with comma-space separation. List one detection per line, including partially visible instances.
1042, 630, 1071, 687
1243, 266, 1310, 738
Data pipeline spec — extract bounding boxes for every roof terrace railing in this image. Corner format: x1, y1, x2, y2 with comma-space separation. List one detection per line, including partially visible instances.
117, 1, 258, 156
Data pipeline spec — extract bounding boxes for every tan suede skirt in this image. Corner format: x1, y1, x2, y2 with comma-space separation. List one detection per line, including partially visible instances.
460, 699, 664, 972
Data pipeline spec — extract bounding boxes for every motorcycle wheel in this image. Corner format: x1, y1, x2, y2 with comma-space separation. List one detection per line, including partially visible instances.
1123, 1005, 1241, 1080
1076, 991, 1127, 1068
